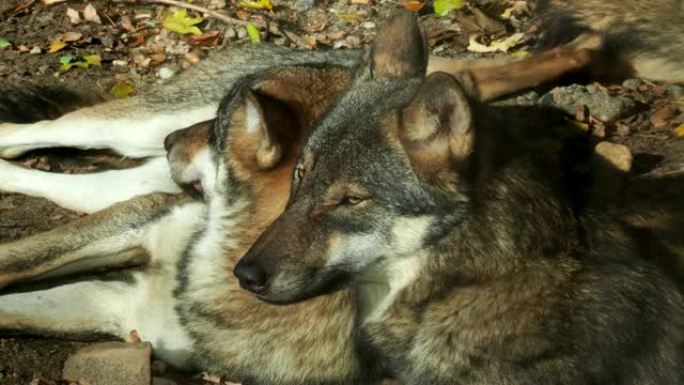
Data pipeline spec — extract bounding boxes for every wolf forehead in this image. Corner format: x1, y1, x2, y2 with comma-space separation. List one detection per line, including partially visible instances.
305, 77, 422, 151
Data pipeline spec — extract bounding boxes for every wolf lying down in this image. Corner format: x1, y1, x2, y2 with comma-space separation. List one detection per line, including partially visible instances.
1, 5, 684, 385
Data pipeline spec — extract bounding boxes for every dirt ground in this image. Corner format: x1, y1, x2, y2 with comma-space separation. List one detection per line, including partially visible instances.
1, 0, 683, 384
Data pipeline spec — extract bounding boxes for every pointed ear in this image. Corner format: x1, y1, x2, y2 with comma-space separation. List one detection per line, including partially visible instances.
400, 72, 474, 183
371, 10, 428, 79
225, 88, 299, 172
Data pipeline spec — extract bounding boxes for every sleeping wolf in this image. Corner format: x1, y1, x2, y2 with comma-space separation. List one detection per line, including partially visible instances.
235, 11, 684, 385
0, 66, 361, 384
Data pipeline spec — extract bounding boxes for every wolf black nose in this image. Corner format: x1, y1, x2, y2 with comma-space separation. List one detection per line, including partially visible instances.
234, 260, 267, 294
164, 130, 182, 151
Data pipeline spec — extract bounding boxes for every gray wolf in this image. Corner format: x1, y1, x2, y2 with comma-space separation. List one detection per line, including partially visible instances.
235, 11, 684, 385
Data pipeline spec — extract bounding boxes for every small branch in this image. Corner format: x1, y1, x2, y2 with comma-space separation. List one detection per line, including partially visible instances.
113, 0, 265, 28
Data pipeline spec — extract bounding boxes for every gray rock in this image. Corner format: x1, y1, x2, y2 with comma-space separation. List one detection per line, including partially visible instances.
294, 0, 315, 11
538, 84, 636, 122
63, 341, 152, 385
622, 78, 642, 90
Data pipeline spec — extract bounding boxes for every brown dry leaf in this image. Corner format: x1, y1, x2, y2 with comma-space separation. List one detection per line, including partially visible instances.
66, 7, 81, 24
120, 15, 136, 32
337, 13, 365, 23
150, 52, 167, 65
42, 0, 66, 5
17, 44, 30, 52
61, 31, 83, 42
351, 0, 372, 4
128, 32, 146, 47
651, 105, 678, 128
186, 30, 221, 46
126, 329, 142, 343
400, 0, 425, 12
83, 4, 102, 24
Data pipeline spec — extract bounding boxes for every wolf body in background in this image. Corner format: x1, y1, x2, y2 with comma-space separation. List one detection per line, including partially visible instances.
235, 11, 684, 385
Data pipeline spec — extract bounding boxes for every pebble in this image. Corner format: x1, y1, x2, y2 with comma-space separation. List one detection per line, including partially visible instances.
63, 341, 152, 385
539, 84, 637, 122
157, 66, 176, 79
294, 0, 315, 11
361, 21, 376, 29
622, 78, 642, 91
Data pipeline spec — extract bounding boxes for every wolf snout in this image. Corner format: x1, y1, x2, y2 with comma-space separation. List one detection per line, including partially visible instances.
234, 259, 269, 294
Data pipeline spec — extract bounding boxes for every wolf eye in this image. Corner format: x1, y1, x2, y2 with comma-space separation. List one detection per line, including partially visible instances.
340, 195, 366, 206
295, 167, 305, 182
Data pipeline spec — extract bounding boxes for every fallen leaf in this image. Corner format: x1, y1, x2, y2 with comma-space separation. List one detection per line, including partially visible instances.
351, 0, 372, 4
110, 82, 135, 99
337, 13, 365, 23
42, 0, 66, 5
66, 7, 81, 24
0, 38, 10, 49
62, 31, 83, 42
126, 329, 142, 343
434, 0, 465, 16
239, 0, 273, 10
467, 32, 526, 53
120, 15, 136, 32
59, 53, 101, 71
246, 23, 261, 43
83, 4, 102, 24
162, 9, 203, 36
48, 41, 67, 52
128, 32, 146, 47
401, 0, 425, 12
186, 30, 221, 46
673, 123, 684, 137
17, 44, 29, 53
651, 105, 678, 128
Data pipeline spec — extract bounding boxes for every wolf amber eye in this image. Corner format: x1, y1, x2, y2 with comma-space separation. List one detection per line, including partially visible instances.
340, 195, 365, 206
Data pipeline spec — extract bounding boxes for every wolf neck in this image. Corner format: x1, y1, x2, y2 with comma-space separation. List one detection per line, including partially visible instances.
360, 162, 583, 322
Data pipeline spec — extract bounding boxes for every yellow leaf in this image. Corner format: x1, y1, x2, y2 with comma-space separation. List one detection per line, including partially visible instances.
110, 82, 135, 99
49, 41, 67, 53
674, 123, 684, 137
337, 13, 365, 23
434, 0, 464, 16
162, 9, 203, 36
246, 23, 261, 44
84, 54, 101, 66
239, 0, 272, 10
512, 50, 531, 60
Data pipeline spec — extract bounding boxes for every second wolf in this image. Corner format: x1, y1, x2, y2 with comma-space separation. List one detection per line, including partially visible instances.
236, 11, 684, 385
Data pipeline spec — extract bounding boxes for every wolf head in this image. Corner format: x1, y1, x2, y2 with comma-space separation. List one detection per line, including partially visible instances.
234, 11, 477, 303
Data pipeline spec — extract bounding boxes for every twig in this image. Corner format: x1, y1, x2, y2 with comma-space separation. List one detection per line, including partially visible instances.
113, 0, 265, 28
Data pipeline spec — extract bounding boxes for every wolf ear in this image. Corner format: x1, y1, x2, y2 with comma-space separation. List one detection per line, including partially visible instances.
400, 72, 474, 182
225, 89, 299, 171
371, 10, 428, 79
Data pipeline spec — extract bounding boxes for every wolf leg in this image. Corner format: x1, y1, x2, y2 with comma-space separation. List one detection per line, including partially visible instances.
0, 193, 186, 289
0, 276, 196, 368
463, 47, 594, 101
0, 156, 180, 213
0, 97, 217, 159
